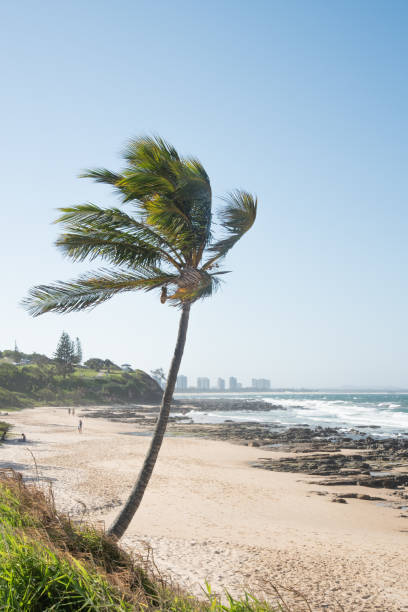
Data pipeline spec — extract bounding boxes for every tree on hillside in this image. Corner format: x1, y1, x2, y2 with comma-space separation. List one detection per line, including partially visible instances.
104, 359, 119, 373
23, 135, 257, 539
84, 358, 104, 371
151, 368, 166, 389
30, 352, 53, 366
73, 337, 83, 365
54, 332, 75, 378
13, 341, 21, 364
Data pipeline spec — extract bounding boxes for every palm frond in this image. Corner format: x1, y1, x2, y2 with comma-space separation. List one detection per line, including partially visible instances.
22, 268, 179, 316
123, 135, 181, 167
56, 204, 168, 248
141, 168, 211, 263
203, 190, 257, 269
121, 138, 212, 259
184, 157, 210, 182
176, 162, 212, 262
143, 196, 192, 238
56, 231, 164, 268
79, 168, 122, 186
116, 138, 196, 249
119, 136, 181, 199
81, 138, 213, 264
55, 204, 184, 268
118, 172, 176, 203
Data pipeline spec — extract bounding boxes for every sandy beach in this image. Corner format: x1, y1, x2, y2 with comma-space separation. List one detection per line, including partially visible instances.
1, 406, 407, 611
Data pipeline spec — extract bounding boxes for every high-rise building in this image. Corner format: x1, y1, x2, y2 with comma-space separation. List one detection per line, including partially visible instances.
217, 377, 225, 390
251, 378, 271, 390
229, 376, 238, 391
176, 375, 188, 390
197, 377, 210, 390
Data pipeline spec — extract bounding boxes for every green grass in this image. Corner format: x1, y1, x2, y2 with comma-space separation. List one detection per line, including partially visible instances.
0, 534, 132, 611
0, 362, 162, 409
72, 368, 100, 378
0, 472, 288, 611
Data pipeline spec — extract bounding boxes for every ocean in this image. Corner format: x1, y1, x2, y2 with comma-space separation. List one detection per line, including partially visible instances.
173, 392, 408, 437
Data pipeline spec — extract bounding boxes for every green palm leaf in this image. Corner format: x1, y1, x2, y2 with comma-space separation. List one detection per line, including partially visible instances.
79, 168, 122, 186
82, 137, 213, 262
203, 190, 257, 269
55, 205, 184, 269
23, 268, 178, 316
56, 231, 163, 268
56, 204, 184, 267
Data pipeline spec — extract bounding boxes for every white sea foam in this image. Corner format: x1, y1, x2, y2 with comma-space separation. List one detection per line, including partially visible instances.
182, 394, 408, 434
262, 396, 408, 430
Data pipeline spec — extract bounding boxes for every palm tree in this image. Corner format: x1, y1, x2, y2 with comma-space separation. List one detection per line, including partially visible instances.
23, 136, 257, 539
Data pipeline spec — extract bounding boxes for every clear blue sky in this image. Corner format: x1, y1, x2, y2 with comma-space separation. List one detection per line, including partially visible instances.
1, 1, 407, 388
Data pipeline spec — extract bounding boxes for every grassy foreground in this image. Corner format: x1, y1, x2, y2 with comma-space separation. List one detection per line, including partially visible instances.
0, 471, 287, 611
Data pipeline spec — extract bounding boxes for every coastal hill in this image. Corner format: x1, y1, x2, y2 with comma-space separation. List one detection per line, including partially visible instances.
0, 350, 162, 408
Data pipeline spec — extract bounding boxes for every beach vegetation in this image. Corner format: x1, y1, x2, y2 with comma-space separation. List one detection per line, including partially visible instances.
23, 135, 257, 539
0, 361, 161, 408
84, 357, 107, 371
0, 472, 286, 611
0, 421, 10, 440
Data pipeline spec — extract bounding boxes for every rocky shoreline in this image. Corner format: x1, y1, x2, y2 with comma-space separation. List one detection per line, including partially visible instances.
80, 398, 408, 503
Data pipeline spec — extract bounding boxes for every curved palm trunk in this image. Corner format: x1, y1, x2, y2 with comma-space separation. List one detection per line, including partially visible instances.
108, 303, 191, 539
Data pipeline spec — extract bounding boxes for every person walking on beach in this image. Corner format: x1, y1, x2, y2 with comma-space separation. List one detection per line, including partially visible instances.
78, 419, 83, 433
68, 407, 71, 415
21, 433, 26, 442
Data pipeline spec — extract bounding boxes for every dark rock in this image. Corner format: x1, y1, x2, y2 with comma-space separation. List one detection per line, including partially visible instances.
177, 399, 285, 413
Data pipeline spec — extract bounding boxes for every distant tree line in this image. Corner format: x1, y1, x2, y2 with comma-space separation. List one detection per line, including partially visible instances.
0, 334, 163, 409
0, 333, 135, 378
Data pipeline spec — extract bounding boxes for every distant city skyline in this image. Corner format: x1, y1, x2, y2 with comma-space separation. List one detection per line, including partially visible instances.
252, 379, 271, 391
217, 378, 225, 391
175, 375, 188, 391
197, 377, 210, 391
175, 375, 271, 390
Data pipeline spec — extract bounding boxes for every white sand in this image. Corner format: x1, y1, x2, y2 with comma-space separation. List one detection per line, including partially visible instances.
1, 406, 407, 611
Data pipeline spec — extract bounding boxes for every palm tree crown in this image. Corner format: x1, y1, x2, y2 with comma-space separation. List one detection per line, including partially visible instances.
23, 136, 257, 316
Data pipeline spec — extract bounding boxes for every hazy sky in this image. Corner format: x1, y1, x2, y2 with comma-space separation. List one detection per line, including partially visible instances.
1, 1, 407, 388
